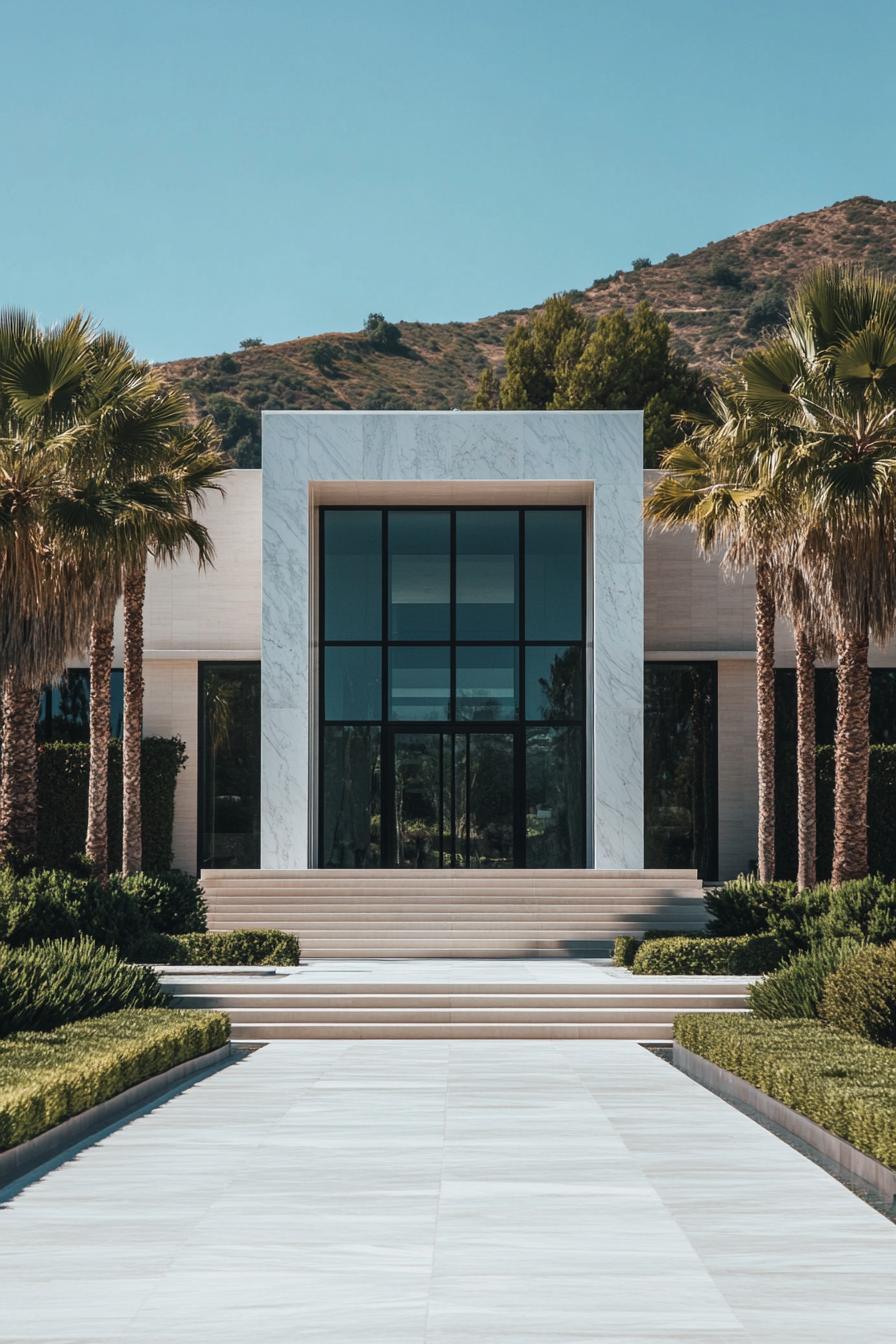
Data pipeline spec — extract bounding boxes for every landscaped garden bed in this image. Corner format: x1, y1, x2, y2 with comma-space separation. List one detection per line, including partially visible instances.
674, 1012, 896, 1171
0, 1007, 229, 1150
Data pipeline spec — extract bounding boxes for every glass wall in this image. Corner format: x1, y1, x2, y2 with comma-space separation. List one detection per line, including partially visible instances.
199, 662, 261, 869
644, 662, 718, 878
774, 667, 896, 879
320, 507, 586, 867
37, 668, 124, 743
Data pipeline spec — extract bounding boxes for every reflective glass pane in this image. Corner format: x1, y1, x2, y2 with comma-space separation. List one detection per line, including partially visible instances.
525, 726, 584, 867
456, 511, 518, 639
644, 663, 717, 878
324, 646, 381, 721
464, 733, 515, 867
199, 663, 261, 868
322, 726, 381, 867
389, 646, 450, 720
323, 511, 381, 640
524, 510, 582, 640
393, 732, 443, 867
388, 511, 450, 639
525, 645, 583, 721
455, 646, 518, 721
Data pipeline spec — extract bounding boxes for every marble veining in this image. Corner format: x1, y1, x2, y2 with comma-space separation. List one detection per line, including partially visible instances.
261, 411, 644, 869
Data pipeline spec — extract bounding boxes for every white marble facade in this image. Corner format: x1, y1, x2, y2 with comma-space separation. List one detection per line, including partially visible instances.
261, 411, 644, 869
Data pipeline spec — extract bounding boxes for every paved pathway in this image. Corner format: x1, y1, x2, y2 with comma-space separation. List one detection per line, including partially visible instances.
1, 1040, 894, 1342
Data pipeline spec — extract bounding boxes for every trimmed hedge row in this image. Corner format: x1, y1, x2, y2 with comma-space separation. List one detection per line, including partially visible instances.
140, 928, 301, 966
674, 1012, 896, 1168
632, 933, 783, 975
0, 937, 164, 1036
36, 737, 186, 872
0, 1008, 229, 1149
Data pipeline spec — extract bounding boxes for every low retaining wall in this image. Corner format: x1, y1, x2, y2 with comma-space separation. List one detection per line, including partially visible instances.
0, 1043, 232, 1190
673, 1042, 896, 1207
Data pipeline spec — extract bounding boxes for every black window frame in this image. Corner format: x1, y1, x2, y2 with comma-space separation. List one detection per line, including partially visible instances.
319, 505, 587, 868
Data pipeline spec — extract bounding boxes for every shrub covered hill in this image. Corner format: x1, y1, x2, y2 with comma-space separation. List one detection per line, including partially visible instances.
160, 196, 896, 467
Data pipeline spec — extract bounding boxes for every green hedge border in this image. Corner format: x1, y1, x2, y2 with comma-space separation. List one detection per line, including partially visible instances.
674, 1012, 896, 1168
0, 1008, 228, 1149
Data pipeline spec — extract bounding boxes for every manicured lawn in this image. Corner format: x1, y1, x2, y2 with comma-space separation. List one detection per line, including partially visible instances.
0, 1008, 228, 1149
675, 1012, 896, 1167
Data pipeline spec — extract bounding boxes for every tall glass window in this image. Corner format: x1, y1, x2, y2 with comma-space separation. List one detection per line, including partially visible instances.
199, 662, 261, 869
774, 667, 896, 880
320, 506, 586, 867
644, 662, 718, 879
37, 668, 124, 743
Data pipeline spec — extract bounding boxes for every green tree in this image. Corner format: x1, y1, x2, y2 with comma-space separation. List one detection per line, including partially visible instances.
239, 338, 264, 348
364, 313, 402, 353
740, 265, 896, 884
472, 366, 500, 409
498, 296, 703, 464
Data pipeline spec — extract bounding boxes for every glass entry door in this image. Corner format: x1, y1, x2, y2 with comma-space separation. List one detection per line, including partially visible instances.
388, 729, 517, 867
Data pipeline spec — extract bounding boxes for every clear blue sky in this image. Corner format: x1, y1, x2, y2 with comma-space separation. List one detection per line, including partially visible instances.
2, 0, 893, 362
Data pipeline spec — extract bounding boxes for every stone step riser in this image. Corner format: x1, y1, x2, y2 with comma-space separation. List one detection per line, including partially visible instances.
202, 868, 699, 880
161, 979, 747, 996
226, 1022, 685, 1040
169, 995, 748, 1012
174, 1006, 746, 1024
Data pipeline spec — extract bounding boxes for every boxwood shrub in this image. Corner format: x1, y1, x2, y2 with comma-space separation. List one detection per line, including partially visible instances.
821, 943, 896, 1046
113, 870, 206, 935
37, 736, 186, 872
612, 930, 700, 968
633, 933, 783, 976
0, 937, 164, 1036
674, 1012, 896, 1168
0, 1007, 229, 1148
140, 928, 301, 966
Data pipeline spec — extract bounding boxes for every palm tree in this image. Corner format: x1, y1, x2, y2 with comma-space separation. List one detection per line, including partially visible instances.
645, 384, 781, 880
740, 266, 896, 883
0, 311, 102, 851
119, 418, 229, 873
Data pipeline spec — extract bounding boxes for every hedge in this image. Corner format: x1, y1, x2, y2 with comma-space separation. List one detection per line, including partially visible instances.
674, 1013, 896, 1168
821, 943, 896, 1046
140, 928, 301, 966
612, 930, 700, 968
36, 736, 187, 872
0, 1008, 228, 1149
632, 933, 783, 976
777, 744, 896, 880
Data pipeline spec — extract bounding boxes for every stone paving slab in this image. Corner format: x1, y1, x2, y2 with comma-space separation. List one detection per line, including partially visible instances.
1, 1040, 893, 1342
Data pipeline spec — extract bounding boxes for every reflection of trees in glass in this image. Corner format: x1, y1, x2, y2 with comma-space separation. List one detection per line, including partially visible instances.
644, 665, 715, 876
394, 735, 440, 867
201, 665, 261, 868
325, 727, 381, 867
526, 727, 583, 866
537, 648, 581, 720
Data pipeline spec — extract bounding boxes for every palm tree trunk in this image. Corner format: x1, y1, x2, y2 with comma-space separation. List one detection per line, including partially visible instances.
795, 625, 816, 891
832, 631, 870, 885
755, 558, 776, 881
122, 562, 146, 874
0, 673, 41, 854
86, 610, 114, 881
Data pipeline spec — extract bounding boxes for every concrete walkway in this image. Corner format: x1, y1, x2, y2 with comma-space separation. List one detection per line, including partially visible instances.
1, 1040, 894, 1342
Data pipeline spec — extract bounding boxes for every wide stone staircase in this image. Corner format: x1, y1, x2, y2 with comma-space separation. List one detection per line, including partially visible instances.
201, 868, 709, 959
164, 973, 750, 1043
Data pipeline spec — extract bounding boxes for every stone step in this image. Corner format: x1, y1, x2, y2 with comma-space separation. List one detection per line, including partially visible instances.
162, 979, 748, 997
202, 868, 700, 881
226, 1021, 688, 1040
169, 992, 748, 1010
172, 1002, 747, 1023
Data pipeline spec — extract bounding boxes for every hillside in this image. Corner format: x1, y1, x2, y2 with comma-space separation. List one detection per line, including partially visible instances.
160, 196, 896, 466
